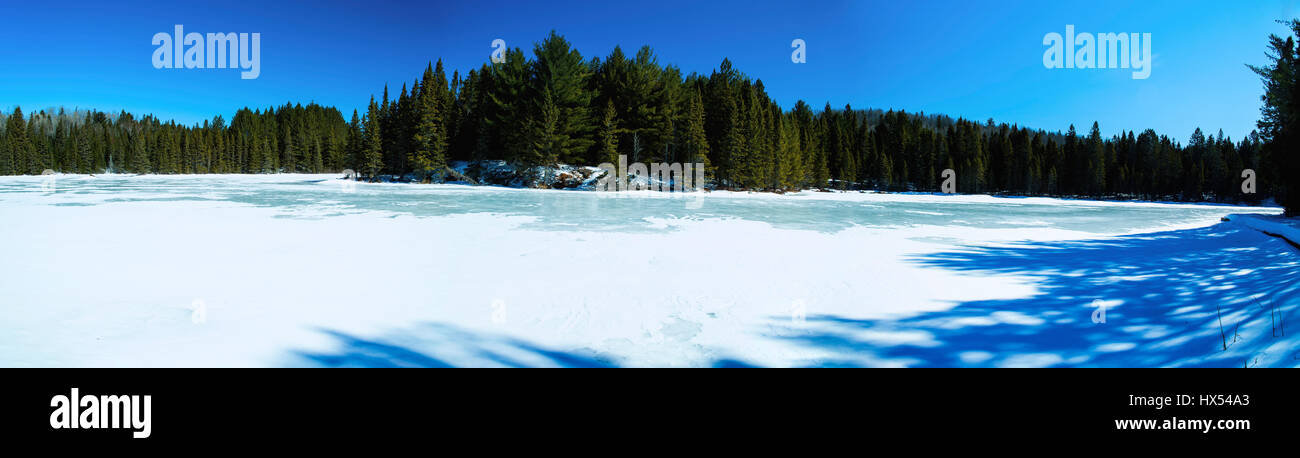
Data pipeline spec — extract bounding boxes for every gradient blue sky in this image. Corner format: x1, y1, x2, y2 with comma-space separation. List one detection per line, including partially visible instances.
2, 0, 1297, 141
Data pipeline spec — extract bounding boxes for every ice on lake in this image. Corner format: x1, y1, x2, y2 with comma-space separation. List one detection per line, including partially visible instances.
1, 173, 1295, 367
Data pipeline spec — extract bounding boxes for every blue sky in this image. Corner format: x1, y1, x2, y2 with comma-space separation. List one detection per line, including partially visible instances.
2, 0, 1296, 141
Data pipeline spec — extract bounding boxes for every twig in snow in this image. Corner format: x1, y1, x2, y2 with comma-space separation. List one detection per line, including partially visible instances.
1217, 304, 1228, 351
1280, 302, 1287, 337
1271, 300, 1280, 338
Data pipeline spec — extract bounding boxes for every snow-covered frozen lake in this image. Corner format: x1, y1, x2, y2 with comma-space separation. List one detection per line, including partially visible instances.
1, 173, 1296, 367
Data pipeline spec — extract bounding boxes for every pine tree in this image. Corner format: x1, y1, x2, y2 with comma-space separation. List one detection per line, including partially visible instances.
486, 47, 531, 162
129, 130, 150, 173
525, 89, 561, 167
362, 97, 384, 180
1063, 124, 1079, 194
6, 108, 31, 175
411, 62, 448, 179
1087, 122, 1106, 195
595, 99, 620, 165
25, 111, 46, 174
877, 145, 893, 190
2, 108, 25, 175
1250, 19, 1300, 214
75, 130, 91, 174
777, 114, 802, 190
261, 137, 276, 173
282, 126, 296, 173
529, 31, 594, 164
681, 93, 710, 170
0, 117, 9, 175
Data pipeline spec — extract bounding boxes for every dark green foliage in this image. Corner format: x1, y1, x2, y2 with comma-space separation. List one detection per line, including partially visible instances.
594, 99, 620, 165
526, 31, 594, 165
362, 97, 384, 180
1250, 19, 1300, 214
411, 61, 450, 178
0, 103, 349, 177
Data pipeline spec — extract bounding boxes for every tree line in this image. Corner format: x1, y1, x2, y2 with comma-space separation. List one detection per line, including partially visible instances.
0, 104, 349, 175
2, 29, 1294, 212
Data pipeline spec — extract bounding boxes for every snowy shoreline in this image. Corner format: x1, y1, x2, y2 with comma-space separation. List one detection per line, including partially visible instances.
1224, 214, 1300, 248
20, 169, 1286, 213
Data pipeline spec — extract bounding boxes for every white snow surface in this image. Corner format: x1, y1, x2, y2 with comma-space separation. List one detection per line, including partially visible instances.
1, 173, 1295, 367
1226, 213, 1300, 246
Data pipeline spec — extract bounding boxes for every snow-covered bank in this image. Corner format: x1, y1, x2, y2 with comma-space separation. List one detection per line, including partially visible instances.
392, 160, 1287, 214
1224, 213, 1300, 248
0, 174, 1293, 367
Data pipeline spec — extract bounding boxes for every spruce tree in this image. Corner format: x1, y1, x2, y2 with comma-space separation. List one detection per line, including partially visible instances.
0, 117, 9, 175
1087, 122, 1106, 195
529, 31, 594, 164
595, 99, 620, 165
362, 97, 384, 180
75, 130, 91, 174
412, 62, 448, 179
1, 109, 17, 175
681, 93, 710, 170
129, 130, 150, 173
282, 126, 296, 173
6, 108, 30, 175
486, 47, 531, 162
777, 115, 803, 190
524, 89, 561, 167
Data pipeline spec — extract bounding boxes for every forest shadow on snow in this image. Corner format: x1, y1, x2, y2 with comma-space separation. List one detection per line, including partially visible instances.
778, 223, 1300, 367
292, 222, 1300, 368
